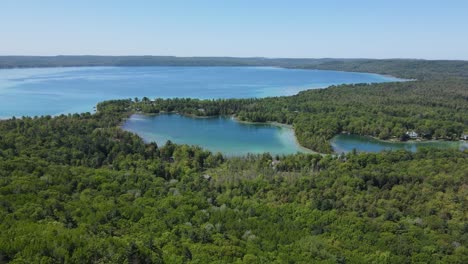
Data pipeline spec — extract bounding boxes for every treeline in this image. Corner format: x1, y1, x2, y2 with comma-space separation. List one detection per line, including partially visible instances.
0, 56, 332, 69
309, 59, 468, 80
130, 77, 468, 153
0, 105, 467, 263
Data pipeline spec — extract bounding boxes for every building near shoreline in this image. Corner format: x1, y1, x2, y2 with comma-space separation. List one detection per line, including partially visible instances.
406, 131, 418, 138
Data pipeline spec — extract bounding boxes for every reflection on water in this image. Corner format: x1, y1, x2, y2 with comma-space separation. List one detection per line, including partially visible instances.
331, 134, 467, 153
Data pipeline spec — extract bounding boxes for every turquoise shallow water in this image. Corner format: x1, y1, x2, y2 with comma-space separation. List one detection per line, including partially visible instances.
0, 66, 401, 118
331, 134, 468, 153
123, 115, 467, 156
122, 114, 311, 156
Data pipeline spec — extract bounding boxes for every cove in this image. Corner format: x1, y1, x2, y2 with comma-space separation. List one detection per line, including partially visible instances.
122, 114, 312, 156
331, 134, 468, 153
0, 66, 402, 118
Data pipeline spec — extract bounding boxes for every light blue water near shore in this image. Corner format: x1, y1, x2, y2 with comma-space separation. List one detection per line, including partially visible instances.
331, 134, 468, 153
123, 115, 467, 156
122, 114, 311, 156
0, 66, 402, 118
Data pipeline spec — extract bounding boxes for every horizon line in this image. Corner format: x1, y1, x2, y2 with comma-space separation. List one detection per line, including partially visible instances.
0, 55, 467, 62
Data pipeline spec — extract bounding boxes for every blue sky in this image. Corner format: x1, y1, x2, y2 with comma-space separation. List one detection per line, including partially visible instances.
1, 0, 467, 59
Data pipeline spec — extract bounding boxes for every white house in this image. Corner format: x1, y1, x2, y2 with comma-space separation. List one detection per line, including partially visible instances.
406, 131, 418, 138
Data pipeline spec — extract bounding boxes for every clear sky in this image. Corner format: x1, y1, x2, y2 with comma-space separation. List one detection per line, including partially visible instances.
1, 0, 468, 60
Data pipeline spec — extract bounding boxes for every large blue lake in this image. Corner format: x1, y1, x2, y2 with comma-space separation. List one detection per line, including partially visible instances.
0, 66, 401, 118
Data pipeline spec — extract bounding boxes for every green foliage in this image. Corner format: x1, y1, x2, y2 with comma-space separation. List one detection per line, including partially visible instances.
0, 107, 467, 263
309, 59, 468, 80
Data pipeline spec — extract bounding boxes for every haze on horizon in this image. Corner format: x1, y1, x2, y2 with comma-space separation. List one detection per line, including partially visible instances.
1, 0, 468, 60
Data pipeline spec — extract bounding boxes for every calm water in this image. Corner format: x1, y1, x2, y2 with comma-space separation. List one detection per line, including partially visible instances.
331, 134, 468, 153
0, 66, 401, 118
122, 114, 311, 156
124, 115, 467, 156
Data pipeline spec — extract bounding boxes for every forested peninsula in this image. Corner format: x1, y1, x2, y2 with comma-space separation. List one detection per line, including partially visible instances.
129, 78, 467, 153
0, 59, 467, 263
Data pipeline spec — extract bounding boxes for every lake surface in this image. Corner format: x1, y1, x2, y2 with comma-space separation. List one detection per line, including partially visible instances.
122, 114, 311, 156
124, 115, 467, 156
331, 134, 468, 153
0, 66, 402, 118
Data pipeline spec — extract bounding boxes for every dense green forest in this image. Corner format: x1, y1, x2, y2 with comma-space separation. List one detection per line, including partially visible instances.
1, 59, 467, 263
310, 59, 468, 80
0, 101, 467, 263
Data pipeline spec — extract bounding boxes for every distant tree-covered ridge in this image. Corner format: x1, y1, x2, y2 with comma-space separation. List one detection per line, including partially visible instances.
0, 97, 467, 263
0, 55, 333, 68
1, 55, 467, 79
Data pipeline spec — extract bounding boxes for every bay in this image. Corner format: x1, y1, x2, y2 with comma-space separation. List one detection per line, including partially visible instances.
0, 66, 401, 118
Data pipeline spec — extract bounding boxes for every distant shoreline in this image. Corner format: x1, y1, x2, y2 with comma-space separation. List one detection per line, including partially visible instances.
0, 58, 409, 81
0, 64, 405, 80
